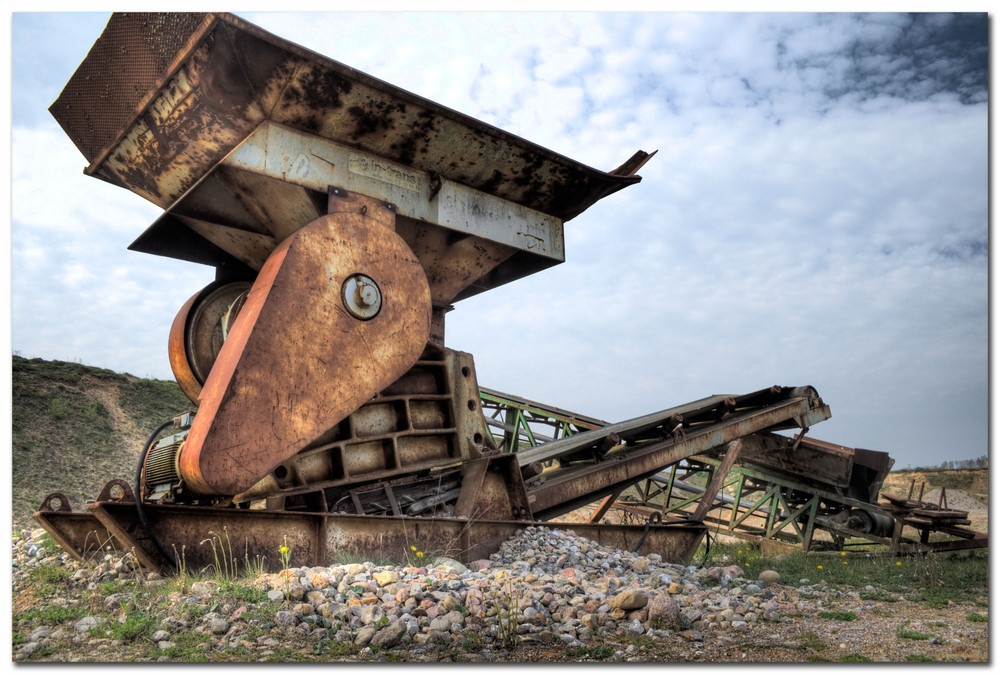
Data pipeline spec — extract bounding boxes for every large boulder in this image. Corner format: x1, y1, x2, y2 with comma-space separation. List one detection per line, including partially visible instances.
647, 592, 682, 628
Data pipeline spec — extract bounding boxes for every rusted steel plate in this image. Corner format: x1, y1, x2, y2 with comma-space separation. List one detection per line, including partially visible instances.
32, 510, 119, 564
324, 516, 705, 566
83, 502, 705, 573
168, 286, 209, 403
526, 395, 831, 520
739, 435, 894, 500
517, 386, 825, 467
51, 12, 644, 222
232, 347, 494, 507
739, 434, 855, 489
130, 134, 554, 303
178, 194, 431, 496
217, 123, 565, 263
90, 501, 326, 573
453, 454, 532, 521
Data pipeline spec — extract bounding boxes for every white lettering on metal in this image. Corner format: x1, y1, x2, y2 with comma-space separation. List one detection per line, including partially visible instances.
348, 154, 421, 192
115, 119, 154, 161
148, 66, 193, 127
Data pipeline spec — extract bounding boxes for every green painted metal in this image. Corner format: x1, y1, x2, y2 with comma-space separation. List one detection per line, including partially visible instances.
479, 387, 605, 453
478, 388, 983, 554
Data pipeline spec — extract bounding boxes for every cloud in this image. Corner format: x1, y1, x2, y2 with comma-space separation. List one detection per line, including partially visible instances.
12, 123, 213, 378
11, 11, 988, 468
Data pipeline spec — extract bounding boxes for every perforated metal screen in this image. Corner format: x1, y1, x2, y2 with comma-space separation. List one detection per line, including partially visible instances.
49, 12, 208, 162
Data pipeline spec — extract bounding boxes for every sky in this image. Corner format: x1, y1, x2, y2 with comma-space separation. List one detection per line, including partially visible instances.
8, 11, 990, 470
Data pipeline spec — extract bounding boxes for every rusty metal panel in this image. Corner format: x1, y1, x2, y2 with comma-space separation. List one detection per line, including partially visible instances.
324, 515, 705, 566
49, 13, 211, 161
32, 511, 118, 564
739, 434, 895, 501
526, 395, 831, 519
130, 124, 561, 302
89, 501, 326, 572
453, 454, 531, 521
52, 12, 644, 221
53, 13, 643, 301
221, 123, 565, 260
177, 195, 431, 496
79, 500, 705, 572
517, 385, 826, 467
231, 346, 493, 510
739, 433, 855, 489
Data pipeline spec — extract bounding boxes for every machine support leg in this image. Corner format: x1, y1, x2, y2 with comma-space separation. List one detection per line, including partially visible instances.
588, 489, 624, 523
891, 518, 904, 555
801, 500, 819, 552
692, 439, 742, 522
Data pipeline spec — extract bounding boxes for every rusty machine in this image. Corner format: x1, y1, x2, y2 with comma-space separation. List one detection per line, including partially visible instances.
36, 12, 835, 572
482, 390, 988, 555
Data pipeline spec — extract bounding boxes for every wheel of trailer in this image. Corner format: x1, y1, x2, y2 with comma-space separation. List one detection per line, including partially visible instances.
169, 279, 253, 403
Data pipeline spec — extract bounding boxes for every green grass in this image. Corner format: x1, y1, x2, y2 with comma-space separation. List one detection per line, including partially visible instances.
897, 622, 934, 641
698, 543, 987, 606
14, 603, 87, 627
154, 631, 213, 661
908, 586, 963, 609
217, 580, 268, 604
623, 634, 657, 649
840, 654, 873, 662
316, 640, 358, 657
259, 647, 321, 663
965, 613, 987, 623
817, 611, 857, 621
29, 563, 74, 597
106, 611, 159, 643
241, 602, 279, 635
794, 633, 827, 652
905, 654, 937, 662
12, 355, 195, 530
566, 645, 615, 660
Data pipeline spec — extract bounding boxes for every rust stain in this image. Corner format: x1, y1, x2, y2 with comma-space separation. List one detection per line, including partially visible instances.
178, 197, 431, 495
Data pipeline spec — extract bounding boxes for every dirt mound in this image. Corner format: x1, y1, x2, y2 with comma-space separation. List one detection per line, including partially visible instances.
915, 488, 987, 512
881, 470, 988, 506
11, 356, 192, 530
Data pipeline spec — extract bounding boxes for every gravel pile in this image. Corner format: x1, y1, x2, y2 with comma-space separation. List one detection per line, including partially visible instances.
11, 525, 884, 662
918, 489, 987, 512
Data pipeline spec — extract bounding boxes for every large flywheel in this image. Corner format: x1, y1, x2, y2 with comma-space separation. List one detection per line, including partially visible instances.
168, 279, 252, 404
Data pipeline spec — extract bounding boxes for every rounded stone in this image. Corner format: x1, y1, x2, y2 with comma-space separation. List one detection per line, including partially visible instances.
609, 589, 648, 611
758, 569, 780, 584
